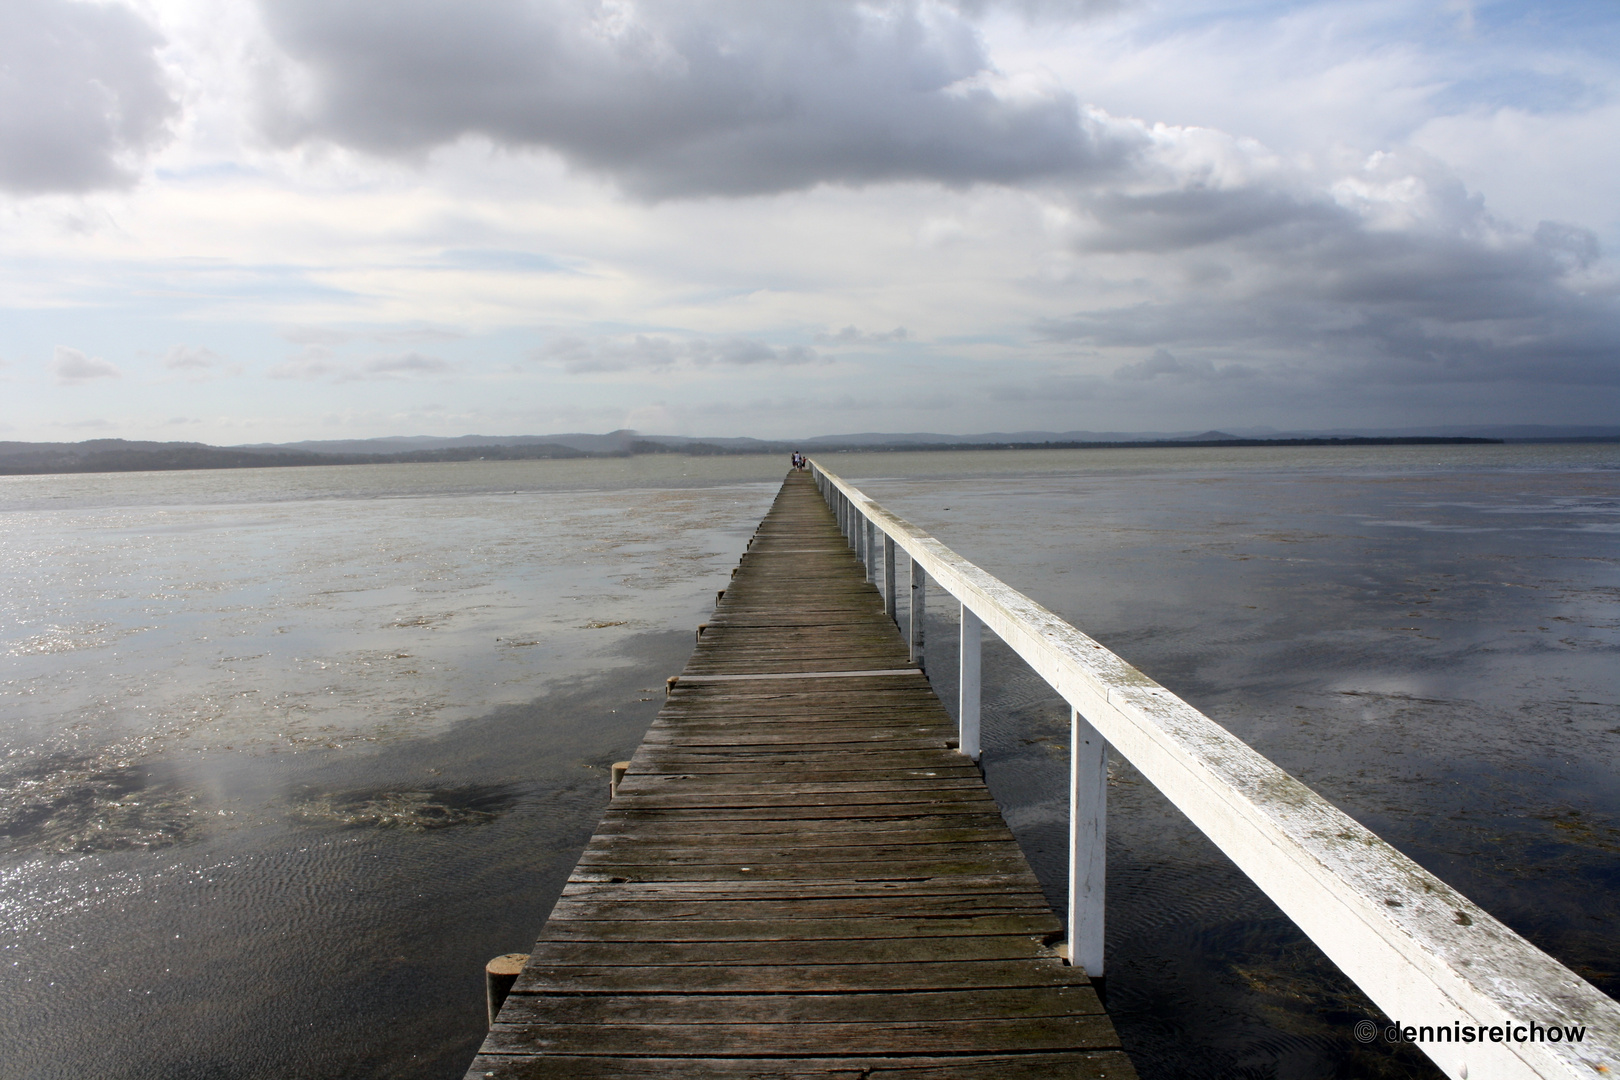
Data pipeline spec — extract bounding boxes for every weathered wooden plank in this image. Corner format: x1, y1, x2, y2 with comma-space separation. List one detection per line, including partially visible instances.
544, 895, 1053, 921
611, 778, 986, 798
665, 683, 931, 696
538, 914, 1059, 942
618, 765, 983, 782
643, 726, 948, 740
588, 815, 1010, 837
628, 750, 970, 768
634, 734, 959, 750
468, 1052, 1138, 1079
556, 877, 1056, 902
521, 935, 1056, 967
578, 835, 1030, 855
567, 859, 1039, 883
575, 841, 1034, 866
495, 987, 1103, 1025
482, 1015, 1120, 1055
594, 790, 999, 809
657, 687, 945, 703
599, 803, 1004, 821
513, 959, 1089, 994
582, 829, 1018, 849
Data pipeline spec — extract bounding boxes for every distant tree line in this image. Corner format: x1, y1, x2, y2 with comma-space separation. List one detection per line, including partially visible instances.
0, 435, 1504, 477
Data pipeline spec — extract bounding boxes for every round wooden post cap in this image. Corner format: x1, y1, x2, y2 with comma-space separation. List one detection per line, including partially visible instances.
485, 953, 528, 977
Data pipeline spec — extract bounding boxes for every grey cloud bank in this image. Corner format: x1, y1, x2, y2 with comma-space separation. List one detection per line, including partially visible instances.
0, 0, 175, 194
256, 0, 1136, 197
1049, 150, 1619, 394
537, 334, 820, 374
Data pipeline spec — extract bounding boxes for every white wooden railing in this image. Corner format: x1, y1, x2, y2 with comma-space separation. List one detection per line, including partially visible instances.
810, 460, 1619, 1080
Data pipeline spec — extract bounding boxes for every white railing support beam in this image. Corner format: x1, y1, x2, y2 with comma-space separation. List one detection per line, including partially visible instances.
909, 557, 926, 671
1069, 706, 1107, 981
959, 605, 982, 761
884, 536, 897, 620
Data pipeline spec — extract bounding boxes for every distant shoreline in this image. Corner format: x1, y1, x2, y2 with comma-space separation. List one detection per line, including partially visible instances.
0, 435, 1534, 478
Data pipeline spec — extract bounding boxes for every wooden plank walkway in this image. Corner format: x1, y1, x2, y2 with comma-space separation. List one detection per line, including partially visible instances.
467, 470, 1137, 1079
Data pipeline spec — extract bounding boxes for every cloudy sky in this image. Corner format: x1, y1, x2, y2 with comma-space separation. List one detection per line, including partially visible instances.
2, 0, 1617, 443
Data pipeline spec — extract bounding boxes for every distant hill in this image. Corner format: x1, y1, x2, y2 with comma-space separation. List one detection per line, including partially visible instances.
5, 423, 1616, 477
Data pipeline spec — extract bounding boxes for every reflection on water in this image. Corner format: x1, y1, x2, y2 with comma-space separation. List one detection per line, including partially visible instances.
1, 446, 1616, 1079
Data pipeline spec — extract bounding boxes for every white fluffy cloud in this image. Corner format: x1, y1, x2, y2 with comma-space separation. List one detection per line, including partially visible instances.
50, 346, 122, 383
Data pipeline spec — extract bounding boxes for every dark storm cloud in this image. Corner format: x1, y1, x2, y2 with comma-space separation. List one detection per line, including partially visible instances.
0, 0, 176, 195
256, 0, 1138, 197
1045, 155, 1620, 391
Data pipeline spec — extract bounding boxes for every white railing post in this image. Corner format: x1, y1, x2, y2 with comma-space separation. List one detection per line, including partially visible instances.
1069, 707, 1108, 983
883, 536, 897, 620
959, 605, 981, 761
865, 519, 876, 581
909, 557, 926, 670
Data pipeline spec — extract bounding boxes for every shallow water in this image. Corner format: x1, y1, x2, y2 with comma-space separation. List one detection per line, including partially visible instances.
2, 446, 1616, 1079
0, 457, 783, 1079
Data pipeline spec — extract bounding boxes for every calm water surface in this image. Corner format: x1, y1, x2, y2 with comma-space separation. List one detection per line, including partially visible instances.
2, 446, 1616, 1079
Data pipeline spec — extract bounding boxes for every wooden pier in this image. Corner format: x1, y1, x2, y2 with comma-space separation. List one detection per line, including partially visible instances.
467, 470, 1136, 1078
